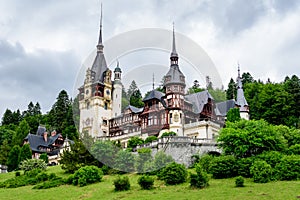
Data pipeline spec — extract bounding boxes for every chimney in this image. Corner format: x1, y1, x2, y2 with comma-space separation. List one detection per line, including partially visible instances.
51, 130, 57, 137
43, 132, 48, 142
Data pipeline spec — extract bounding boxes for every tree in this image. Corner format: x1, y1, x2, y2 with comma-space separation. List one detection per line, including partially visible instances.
91, 140, 119, 168
127, 81, 144, 108
1, 109, 13, 125
242, 72, 254, 85
39, 153, 48, 164
226, 108, 241, 122
19, 144, 32, 162
12, 119, 30, 146
6, 145, 21, 171
127, 136, 144, 149
0, 139, 11, 165
218, 120, 288, 158
208, 88, 226, 103
187, 80, 205, 94
226, 78, 237, 100
114, 150, 135, 172
135, 148, 153, 173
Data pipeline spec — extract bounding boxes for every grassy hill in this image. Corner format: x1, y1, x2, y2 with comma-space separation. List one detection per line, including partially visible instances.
0, 165, 299, 200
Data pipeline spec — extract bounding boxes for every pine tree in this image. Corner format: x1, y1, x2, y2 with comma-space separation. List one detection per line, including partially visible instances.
12, 119, 30, 146
6, 145, 21, 171
19, 144, 32, 162
1, 109, 13, 125
0, 139, 11, 165
226, 78, 237, 100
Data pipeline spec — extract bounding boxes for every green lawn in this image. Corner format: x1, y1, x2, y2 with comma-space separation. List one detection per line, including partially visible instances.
0, 166, 299, 200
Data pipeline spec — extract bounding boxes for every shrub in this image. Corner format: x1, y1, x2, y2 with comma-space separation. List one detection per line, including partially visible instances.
33, 177, 65, 189
190, 164, 209, 189
210, 155, 237, 179
274, 155, 300, 181
257, 151, 283, 168
39, 153, 48, 164
143, 151, 174, 175
138, 175, 154, 190
114, 150, 135, 173
287, 144, 300, 155
19, 159, 47, 172
19, 144, 32, 163
145, 136, 158, 144
161, 131, 176, 137
135, 148, 153, 174
15, 171, 21, 177
158, 162, 187, 185
236, 157, 255, 178
250, 160, 272, 183
198, 154, 214, 173
36, 172, 49, 182
113, 176, 130, 191
72, 166, 103, 187
235, 176, 245, 187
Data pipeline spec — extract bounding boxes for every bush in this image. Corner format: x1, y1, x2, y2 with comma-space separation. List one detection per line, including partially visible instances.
197, 154, 214, 173
145, 136, 158, 144
190, 164, 209, 189
210, 155, 237, 179
235, 176, 245, 187
161, 131, 176, 137
257, 151, 283, 168
138, 175, 154, 190
250, 160, 272, 183
287, 144, 300, 155
236, 157, 255, 178
39, 153, 48, 164
274, 155, 300, 181
33, 178, 65, 189
19, 159, 47, 172
158, 162, 187, 185
36, 172, 49, 182
143, 151, 174, 175
135, 148, 153, 174
72, 166, 103, 187
15, 171, 21, 177
113, 176, 130, 191
114, 150, 135, 173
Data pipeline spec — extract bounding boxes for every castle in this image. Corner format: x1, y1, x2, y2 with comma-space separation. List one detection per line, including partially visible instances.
78, 11, 249, 148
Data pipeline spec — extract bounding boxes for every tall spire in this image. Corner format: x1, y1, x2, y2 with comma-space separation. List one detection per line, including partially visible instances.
152, 73, 155, 90
237, 62, 243, 89
97, 3, 104, 53
170, 22, 178, 65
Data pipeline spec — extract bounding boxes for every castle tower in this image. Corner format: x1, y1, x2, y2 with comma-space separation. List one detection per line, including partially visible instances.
78, 5, 112, 137
163, 25, 186, 136
235, 65, 250, 120
112, 61, 122, 117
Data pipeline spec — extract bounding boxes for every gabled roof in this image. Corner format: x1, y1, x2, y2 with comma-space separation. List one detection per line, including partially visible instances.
143, 90, 165, 101
215, 99, 236, 116
125, 105, 144, 113
25, 133, 63, 155
185, 90, 214, 113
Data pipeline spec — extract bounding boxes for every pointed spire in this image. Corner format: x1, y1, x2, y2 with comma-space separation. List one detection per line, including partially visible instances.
237, 63, 243, 89
97, 3, 104, 53
152, 73, 155, 90
170, 22, 178, 65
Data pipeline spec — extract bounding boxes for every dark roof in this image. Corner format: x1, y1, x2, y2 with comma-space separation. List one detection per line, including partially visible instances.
236, 88, 248, 107
164, 65, 185, 86
185, 90, 214, 113
91, 52, 108, 83
143, 90, 165, 101
36, 126, 46, 136
215, 99, 236, 116
25, 133, 63, 155
126, 105, 144, 113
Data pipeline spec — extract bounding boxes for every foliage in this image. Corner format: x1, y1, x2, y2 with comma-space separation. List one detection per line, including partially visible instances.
127, 80, 144, 108
235, 176, 245, 187
218, 120, 288, 158
226, 108, 241, 123
138, 175, 154, 190
127, 136, 144, 149
33, 177, 65, 189
208, 88, 226, 103
210, 155, 237, 179
72, 166, 103, 187
39, 153, 48, 164
19, 144, 32, 163
236, 157, 255, 178
61, 140, 100, 173
144, 151, 174, 175
6, 145, 21, 171
0, 139, 11, 164
197, 154, 214, 173
226, 78, 237, 100
190, 164, 209, 189
257, 151, 284, 168
161, 131, 177, 137
91, 140, 119, 168
158, 162, 187, 185
145, 136, 158, 143
250, 160, 272, 183
187, 80, 205, 94
287, 144, 300, 155
19, 159, 47, 172
135, 148, 153, 174
113, 176, 130, 191
12, 120, 30, 146
274, 155, 300, 181
114, 150, 135, 173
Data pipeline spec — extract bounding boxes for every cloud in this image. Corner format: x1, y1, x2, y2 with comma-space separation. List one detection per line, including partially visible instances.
0, 39, 80, 116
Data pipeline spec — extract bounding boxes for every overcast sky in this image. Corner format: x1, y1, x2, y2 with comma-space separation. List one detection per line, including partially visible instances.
0, 0, 300, 117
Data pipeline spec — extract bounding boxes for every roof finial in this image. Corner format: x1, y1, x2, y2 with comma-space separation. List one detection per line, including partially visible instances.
172, 22, 177, 54
237, 62, 243, 89
97, 3, 104, 52
237, 61, 241, 78
152, 73, 155, 90
170, 22, 178, 64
